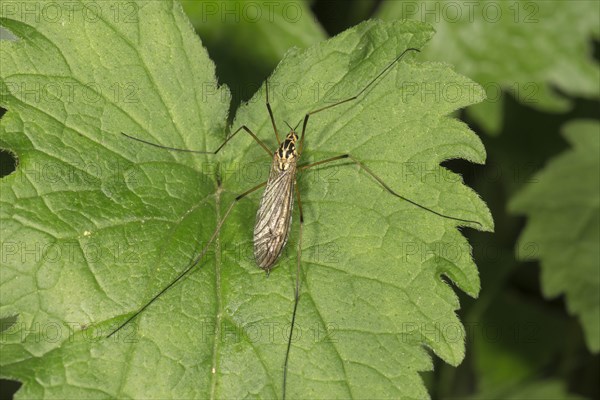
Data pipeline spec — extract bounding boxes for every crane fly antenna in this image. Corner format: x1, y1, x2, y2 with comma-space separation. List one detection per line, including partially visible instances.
288, 119, 302, 133
284, 120, 295, 132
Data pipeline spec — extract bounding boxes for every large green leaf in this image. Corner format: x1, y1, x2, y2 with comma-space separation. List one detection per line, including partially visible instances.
510, 120, 600, 353
376, 0, 600, 135
0, 1, 492, 398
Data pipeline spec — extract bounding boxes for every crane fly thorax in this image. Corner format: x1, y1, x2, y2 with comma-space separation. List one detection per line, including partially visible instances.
275, 131, 298, 171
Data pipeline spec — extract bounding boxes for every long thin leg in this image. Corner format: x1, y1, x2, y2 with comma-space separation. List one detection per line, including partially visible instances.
300, 154, 482, 227
298, 47, 420, 153
121, 124, 273, 157
106, 180, 267, 338
282, 183, 303, 400
265, 80, 281, 144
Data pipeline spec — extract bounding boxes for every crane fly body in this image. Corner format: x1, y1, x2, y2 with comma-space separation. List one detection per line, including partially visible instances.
254, 131, 298, 272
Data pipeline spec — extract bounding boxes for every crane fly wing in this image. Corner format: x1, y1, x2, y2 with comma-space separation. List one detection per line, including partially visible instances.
254, 162, 297, 271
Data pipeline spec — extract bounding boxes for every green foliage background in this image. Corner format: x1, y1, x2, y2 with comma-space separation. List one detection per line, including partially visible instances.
1, 0, 598, 399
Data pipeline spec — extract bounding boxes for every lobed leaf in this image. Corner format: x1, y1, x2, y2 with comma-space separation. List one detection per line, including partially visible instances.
510, 120, 600, 353
377, 0, 600, 135
1, 1, 492, 398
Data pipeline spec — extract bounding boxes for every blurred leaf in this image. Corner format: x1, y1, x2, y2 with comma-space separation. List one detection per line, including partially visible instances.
182, 0, 326, 109
376, 0, 600, 135
0, 1, 492, 398
432, 252, 569, 398
311, 0, 378, 35
510, 120, 600, 353
471, 290, 567, 391
471, 379, 587, 400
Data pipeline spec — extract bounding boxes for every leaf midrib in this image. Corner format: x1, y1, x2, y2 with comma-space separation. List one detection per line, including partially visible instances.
210, 182, 223, 399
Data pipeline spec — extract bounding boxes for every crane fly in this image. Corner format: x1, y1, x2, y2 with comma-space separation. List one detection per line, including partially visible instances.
253, 128, 299, 273
110, 46, 482, 399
